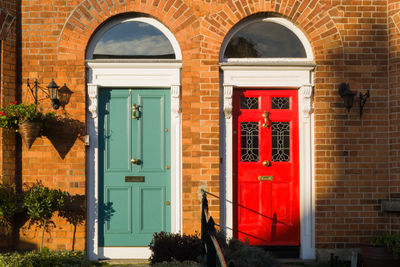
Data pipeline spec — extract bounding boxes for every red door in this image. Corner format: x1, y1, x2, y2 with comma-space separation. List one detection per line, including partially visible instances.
233, 89, 299, 246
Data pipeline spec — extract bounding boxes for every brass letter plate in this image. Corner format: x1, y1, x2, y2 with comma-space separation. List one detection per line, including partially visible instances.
258, 176, 273, 181
125, 176, 145, 182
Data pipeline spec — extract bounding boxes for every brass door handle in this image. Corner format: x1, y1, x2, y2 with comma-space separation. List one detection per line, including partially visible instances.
262, 111, 271, 128
131, 158, 138, 164
262, 160, 271, 167
132, 104, 137, 119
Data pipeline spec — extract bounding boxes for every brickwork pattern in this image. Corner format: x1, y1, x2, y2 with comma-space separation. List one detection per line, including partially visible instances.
0, 0, 18, 247
388, 0, 400, 233
15, 0, 396, 252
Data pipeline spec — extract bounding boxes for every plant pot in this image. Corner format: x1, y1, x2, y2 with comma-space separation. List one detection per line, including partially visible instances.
18, 120, 43, 149
362, 245, 400, 267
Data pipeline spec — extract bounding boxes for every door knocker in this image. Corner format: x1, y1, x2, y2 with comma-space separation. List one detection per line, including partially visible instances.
262, 111, 271, 128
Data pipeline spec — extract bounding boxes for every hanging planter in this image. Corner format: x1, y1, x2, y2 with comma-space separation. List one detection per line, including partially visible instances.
18, 119, 43, 149
0, 102, 55, 149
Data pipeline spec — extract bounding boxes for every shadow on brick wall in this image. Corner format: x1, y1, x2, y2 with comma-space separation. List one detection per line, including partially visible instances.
43, 116, 85, 159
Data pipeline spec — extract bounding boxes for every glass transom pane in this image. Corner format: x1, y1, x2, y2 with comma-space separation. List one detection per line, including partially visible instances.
93, 21, 175, 59
240, 122, 259, 162
271, 97, 290, 109
272, 122, 290, 162
240, 97, 259, 109
224, 21, 306, 58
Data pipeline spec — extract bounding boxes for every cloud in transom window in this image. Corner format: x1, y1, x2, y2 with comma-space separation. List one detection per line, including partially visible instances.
94, 35, 174, 56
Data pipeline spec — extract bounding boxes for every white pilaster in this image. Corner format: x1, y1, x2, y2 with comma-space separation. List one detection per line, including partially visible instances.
299, 84, 315, 259
223, 85, 233, 238
171, 84, 182, 234
87, 83, 99, 260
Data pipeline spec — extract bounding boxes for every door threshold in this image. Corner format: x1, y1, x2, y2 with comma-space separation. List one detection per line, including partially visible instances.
98, 247, 151, 259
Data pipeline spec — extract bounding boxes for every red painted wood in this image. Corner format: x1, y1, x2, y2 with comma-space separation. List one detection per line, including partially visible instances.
233, 89, 299, 246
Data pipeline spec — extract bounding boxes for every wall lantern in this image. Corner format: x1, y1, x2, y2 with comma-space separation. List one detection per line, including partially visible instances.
27, 78, 65, 110
338, 83, 370, 117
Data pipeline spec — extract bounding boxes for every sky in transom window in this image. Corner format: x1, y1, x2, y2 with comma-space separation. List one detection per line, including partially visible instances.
93, 21, 175, 59
224, 21, 307, 58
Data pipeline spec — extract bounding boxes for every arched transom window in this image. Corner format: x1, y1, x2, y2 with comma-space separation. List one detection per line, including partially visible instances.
86, 17, 181, 60
221, 17, 313, 61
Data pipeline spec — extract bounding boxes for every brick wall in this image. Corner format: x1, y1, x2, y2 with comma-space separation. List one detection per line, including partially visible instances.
0, 0, 17, 184
14, 0, 396, 253
0, 0, 18, 248
388, 0, 400, 233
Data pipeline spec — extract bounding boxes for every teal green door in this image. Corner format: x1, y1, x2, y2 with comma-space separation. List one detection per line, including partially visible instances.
99, 88, 171, 247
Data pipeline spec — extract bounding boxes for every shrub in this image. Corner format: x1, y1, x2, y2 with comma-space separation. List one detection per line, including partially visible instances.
199, 231, 278, 267
0, 184, 20, 232
0, 249, 91, 267
222, 238, 278, 267
149, 231, 202, 264
370, 232, 400, 259
24, 182, 67, 250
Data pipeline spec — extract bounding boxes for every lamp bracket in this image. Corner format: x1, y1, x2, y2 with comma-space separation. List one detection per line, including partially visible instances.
359, 90, 370, 118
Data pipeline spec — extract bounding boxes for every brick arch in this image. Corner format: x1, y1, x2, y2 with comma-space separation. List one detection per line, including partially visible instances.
56, 0, 198, 61
200, 0, 344, 63
390, 11, 400, 34
0, 7, 16, 40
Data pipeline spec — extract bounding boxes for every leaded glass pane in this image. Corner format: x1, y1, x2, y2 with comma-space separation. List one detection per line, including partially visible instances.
93, 21, 175, 59
272, 122, 290, 162
240, 97, 258, 109
271, 97, 290, 109
240, 122, 259, 162
224, 21, 307, 58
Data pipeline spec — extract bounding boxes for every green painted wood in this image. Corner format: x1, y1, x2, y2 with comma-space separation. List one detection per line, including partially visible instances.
99, 88, 171, 247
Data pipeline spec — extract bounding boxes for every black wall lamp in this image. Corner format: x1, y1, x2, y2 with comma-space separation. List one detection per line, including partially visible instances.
338, 83, 370, 117
27, 78, 73, 110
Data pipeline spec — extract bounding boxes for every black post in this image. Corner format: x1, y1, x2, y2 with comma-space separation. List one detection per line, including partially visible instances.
206, 216, 216, 267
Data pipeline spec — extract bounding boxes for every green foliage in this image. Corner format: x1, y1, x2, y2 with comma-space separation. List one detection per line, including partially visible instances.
24, 182, 67, 227
202, 231, 278, 267
24, 182, 68, 250
0, 250, 91, 267
0, 184, 20, 231
150, 230, 278, 267
149, 231, 202, 264
0, 102, 55, 130
370, 232, 400, 259
222, 238, 278, 267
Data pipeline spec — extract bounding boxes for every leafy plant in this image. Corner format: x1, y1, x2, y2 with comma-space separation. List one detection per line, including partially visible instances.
23, 182, 67, 251
222, 237, 278, 267
149, 231, 202, 264
0, 184, 20, 232
203, 231, 278, 267
0, 249, 91, 267
0, 102, 54, 130
370, 232, 400, 259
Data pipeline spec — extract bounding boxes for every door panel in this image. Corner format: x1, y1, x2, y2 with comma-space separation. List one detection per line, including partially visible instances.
104, 90, 131, 172
99, 88, 171, 247
105, 187, 132, 233
233, 89, 299, 246
137, 95, 166, 172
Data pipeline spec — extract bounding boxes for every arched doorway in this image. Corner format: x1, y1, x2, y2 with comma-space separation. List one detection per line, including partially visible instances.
219, 16, 316, 259
85, 15, 182, 260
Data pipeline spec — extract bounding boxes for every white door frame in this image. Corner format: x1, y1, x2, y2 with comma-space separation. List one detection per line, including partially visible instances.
220, 63, 315, 259
219, 16, 316, 260
85, 61, 182, 260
